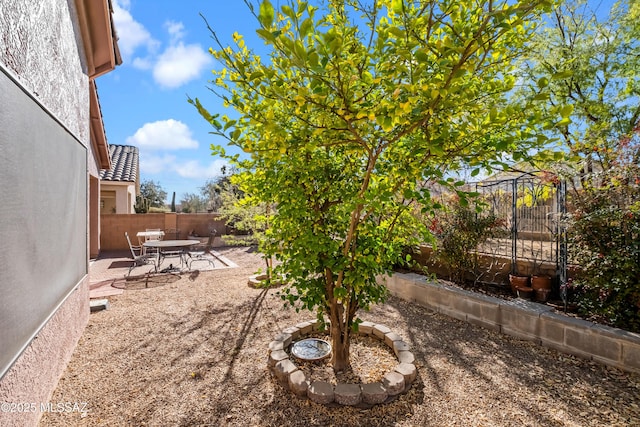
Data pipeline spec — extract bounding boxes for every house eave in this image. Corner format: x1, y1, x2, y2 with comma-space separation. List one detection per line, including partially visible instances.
89, 80, 110, 169
75, 0, 122, 80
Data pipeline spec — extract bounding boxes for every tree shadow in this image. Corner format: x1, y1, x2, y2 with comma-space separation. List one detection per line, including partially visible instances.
117, 272, 181, 290
221, 288, 269, 381
381, 294, 635, 426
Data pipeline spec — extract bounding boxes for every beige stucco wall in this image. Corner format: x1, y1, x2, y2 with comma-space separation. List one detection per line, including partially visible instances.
0, 279, 89, 427
0, 0, 94, 425
101, 181, 137, 214
0, 0, 89, 144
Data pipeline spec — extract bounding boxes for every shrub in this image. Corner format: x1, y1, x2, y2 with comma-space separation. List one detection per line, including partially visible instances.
431, 200, 507, 284
568, 135, 640, 332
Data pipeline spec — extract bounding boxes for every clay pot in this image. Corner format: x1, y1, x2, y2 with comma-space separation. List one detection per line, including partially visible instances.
509, 274, 530, 295
535, 288, 552, 302
531, 275, 552, 291
516, 286, 533, 299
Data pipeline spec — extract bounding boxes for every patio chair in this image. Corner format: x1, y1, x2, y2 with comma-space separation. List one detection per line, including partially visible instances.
125, 232, 156, 277
186, 231, 216, 270
143, 228, 163, 255
164, 228, 180, 239
145, 228, 163, 240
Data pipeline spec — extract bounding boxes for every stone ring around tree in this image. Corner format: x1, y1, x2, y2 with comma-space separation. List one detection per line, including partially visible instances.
268, 319, 417, 407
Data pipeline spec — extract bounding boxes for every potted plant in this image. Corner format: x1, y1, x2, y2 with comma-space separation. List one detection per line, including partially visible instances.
531, 274, 552, 303
516, 286, 533, 299
509, 273, 529, 295
527, 247, 553, 301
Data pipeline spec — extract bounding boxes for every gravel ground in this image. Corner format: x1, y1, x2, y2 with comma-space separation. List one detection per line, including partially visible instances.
41, 247, 640, 427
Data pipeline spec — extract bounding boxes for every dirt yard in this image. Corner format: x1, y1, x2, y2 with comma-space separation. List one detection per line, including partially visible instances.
40, 247, 640, 426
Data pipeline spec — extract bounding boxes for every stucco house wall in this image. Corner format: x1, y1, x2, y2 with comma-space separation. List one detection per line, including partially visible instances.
101, 181, 137, 214
100, 144, 140, 214
0, 0, 118, 425
0, 0, 90, 143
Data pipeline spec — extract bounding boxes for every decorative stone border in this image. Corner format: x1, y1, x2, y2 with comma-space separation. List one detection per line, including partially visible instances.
268, 320, 417, 406
248, 273, 286, 288
248, 274, 268, 287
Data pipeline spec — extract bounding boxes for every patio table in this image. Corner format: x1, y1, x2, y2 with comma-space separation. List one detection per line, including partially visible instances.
143, 239, 199, 272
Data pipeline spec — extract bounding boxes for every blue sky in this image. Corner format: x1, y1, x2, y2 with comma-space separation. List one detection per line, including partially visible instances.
98, 0, 269, 202
98, 0, 617, 203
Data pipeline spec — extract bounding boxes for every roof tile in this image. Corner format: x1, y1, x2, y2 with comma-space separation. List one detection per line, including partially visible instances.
99, 145, 138, 182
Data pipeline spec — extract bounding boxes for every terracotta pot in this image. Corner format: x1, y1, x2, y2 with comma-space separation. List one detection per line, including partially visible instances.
531, 275, 552, 291
516, 286, 533, 299
535, 288, 552, 303
509, 274, 529, 295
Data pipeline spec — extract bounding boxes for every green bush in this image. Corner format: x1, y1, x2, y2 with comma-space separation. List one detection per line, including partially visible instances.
568, 137, 640, 332
431, 200, 506, 284
569, 180, 640, 332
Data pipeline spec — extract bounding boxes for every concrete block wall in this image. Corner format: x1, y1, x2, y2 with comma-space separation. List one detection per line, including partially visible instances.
410, 245, 559, 286
380, 272, 640, 374
100, 214, 165, 250
100, 213, 226, 250
177, 214, 226, 239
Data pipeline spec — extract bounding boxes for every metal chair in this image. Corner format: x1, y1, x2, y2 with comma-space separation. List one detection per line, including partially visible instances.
145, 228, 163, 240
164, 228, 180, 240
125, 232, 156, 276
186, 231, 216, 270
143, 228, 163, 255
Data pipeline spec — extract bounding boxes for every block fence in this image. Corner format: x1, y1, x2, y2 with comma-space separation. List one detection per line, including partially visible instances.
379, 272, 640, 374
100, 213, 227, 250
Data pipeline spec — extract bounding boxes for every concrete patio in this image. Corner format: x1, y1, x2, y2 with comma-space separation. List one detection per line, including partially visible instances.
88, 249, 238, 299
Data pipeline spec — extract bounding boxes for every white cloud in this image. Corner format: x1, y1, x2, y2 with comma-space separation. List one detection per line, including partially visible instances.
140, 156, 229, 190
112, 2, 211, 89
126, 119, 199, 150
152, 43, 212, 89
131, 57, 152, 70
174, 159, 229, 179
139, 153, 176, 175
165, 21, 186, 43
111, 0, 159, 61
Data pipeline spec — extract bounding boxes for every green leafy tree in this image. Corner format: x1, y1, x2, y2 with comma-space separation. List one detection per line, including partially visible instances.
218, 177, 276, 275
517, 0, 639, 171
217, 180, 267, 236
180, 193, 207, 213
193, 0, 554, 372
200, 178, 225, 212
515, 0, 640, 330
139, 180, 167, 209
200, 167, 242, 212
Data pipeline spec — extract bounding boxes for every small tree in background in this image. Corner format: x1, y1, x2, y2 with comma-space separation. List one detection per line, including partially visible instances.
136, 180, 167, 213
517, 0, 639, 170
218, 174, 276, 277
139, 180, 168, 209
193, 0, 556, 372
180, 193, 207, 213
199, 166, 239, 212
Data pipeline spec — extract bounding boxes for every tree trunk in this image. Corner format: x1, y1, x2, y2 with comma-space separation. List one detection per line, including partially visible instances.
330, 313, 351, 373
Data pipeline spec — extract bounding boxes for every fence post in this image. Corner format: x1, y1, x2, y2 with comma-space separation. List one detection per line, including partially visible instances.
511, 177, 518, 274
557, 180, 569, 310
